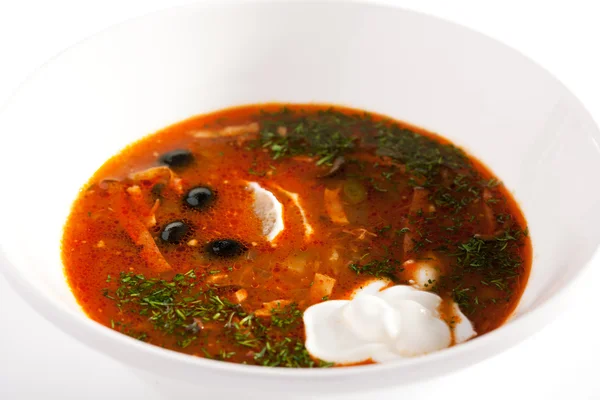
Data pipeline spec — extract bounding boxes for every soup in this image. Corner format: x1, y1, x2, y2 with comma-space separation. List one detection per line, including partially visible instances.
62, 104, 531, 367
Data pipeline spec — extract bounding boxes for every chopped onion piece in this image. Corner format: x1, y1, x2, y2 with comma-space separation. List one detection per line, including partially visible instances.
310, 273, 336, 301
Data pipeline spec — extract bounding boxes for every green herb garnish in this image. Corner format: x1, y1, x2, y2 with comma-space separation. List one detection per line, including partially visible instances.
256, 108, 364, 165
453, 229, 526, 280
349, 258, 401, 280
376, 125, 468, 186
103, 271, 329, 368
447, 228, 527, 312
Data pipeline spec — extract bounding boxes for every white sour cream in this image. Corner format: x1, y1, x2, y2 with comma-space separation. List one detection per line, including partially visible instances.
303, 280, 476, 364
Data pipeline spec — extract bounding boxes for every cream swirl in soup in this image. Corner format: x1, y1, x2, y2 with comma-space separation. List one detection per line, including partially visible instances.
304, 280, 476, 363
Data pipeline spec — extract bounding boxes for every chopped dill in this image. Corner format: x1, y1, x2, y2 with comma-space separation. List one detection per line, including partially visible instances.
256, 108, 365, 165
453, 228, 526, 280
349, 258, 401, 280
375, 124, 469, 186
102, 271, 329, 368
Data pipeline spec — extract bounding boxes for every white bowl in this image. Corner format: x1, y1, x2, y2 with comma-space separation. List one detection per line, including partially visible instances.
1, 0, 599, 396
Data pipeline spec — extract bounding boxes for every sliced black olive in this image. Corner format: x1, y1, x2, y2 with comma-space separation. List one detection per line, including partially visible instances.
158, 149, 194, 169
184, 186, 215, 209
160, 221, 192, 244
207, 239, 246, 258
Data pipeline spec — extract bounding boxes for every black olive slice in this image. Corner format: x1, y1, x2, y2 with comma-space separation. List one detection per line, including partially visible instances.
184, 186, 215, 209
158, 149, 194, 169
206, 239, 246, 258
160, 221, 192, 244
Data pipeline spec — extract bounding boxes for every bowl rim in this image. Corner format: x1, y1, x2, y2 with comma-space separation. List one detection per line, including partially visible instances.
1, 0, 599, 382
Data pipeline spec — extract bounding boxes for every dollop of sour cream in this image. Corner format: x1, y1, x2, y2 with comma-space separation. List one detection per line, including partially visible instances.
303, 280, 476, 364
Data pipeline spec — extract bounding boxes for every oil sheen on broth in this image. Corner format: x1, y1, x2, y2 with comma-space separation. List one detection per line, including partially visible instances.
62, 104, 531, 368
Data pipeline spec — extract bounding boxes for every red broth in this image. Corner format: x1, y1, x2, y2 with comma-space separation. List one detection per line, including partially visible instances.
62, 104, 531, 367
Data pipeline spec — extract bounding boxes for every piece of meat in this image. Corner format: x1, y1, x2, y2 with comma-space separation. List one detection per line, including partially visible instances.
106, 183, 172, 273
125, 185, 160, 228
273, 184, 315, 238
191, 122, 259, 138
324, 187, 349, 225
317, 156, 345, 178
129, 166, 183, 195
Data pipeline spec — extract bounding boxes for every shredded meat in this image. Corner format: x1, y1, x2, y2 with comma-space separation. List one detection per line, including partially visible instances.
324, 187, 349, 225
191, 122, 259, 139
106, 183, 171, 273
129, 166, 183, 195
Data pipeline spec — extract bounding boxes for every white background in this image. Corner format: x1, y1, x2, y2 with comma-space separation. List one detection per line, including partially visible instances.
0, 0, 599, 399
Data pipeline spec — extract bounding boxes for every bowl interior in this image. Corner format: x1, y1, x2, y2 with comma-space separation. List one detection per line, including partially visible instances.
0, 0, 599, 392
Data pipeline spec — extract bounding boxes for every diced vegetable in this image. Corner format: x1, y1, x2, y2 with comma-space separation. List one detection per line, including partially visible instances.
204, 273, 230, 285
126, 184, 143, 198
254, 300, 292, 317
234, 289, 248, 304
290, 155, 316, 163
329, 249, 339, 261
277, 126, 287, 136
170, 174, 183, 195
310, 273, 336, 301
285, 252, 310, 274
342, 179, 367, 205
235, 265, 256, 288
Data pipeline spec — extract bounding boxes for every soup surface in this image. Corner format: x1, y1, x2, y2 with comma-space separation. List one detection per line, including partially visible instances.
62, 104, 531, 367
